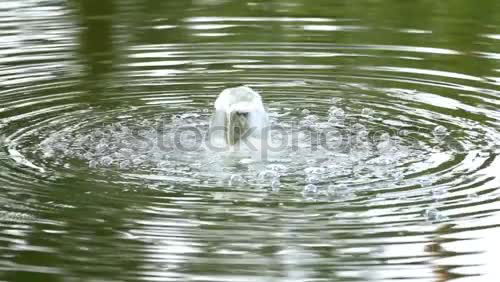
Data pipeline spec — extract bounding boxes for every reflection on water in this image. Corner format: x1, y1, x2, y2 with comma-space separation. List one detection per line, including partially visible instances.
0, 0, 500, 281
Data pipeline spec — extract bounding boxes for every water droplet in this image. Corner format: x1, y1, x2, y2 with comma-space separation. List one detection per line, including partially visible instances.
301, 109, 310, 115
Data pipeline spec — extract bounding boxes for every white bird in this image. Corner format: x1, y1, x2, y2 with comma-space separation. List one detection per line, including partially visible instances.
211, 86, 268, 146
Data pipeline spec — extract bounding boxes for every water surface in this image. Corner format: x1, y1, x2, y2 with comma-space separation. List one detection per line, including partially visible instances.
1, 0, 500, 281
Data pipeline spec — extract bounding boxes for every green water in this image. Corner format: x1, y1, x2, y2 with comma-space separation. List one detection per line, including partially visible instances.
0, 1, 499, 281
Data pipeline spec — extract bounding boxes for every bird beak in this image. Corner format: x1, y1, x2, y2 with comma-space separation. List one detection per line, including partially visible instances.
225, 111, 249, 145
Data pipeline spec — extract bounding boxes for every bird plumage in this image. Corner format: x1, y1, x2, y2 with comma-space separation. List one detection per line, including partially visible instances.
211, 86, 268, 146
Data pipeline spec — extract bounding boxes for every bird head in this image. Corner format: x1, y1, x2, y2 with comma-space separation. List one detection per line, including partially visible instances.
213, 86, 267, 146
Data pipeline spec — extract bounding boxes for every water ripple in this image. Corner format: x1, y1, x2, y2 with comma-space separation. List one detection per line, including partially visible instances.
0, 4, 499, 281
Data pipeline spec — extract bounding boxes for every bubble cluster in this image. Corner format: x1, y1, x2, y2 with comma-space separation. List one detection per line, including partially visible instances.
20, 85, 493, 223
433, 125, 448, 138
424, 207, 448, 223
302, 184, 318, 198
36, 112, 210, 174
361, 108, 375, 116
327, 106, 345, 124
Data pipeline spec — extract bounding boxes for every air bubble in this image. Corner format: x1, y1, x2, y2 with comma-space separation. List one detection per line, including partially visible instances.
239, 158, 254, 165
356, 130, 369, 142
330, 97, 342, 104
327, 184, 351, 198
431, 187, 448, 200
467, 192, 478, 200
132, 157, 145, 166
305, 175, 320, 184
300, 114, 320, 128
304, 167, 325, 175
305, 115, 319, 122
399, 129, 410, 136
300, 119, 315, 128
361, 108, 374, 116
229, 174, 245, 186
302, 184, 318, 198
477, 150, 490, 158
270, 179, 280, 192
391, 171, 404, 182
158, 160, 170, 168
376, 140, 392, 153
119, 160, 131, 169
419, 178, 433, 187
42, 148, 55, 158
89, 160, 97, 168
379, 133, 391, 141
83, 152, 93, 160
351, 123, 366, 132
316, 187, 329, 198
424, 208, 447, 223
328, 108, 345, 120
100, 156, 113, 166
266, 164, 288, 174
258, 170, 279, 182
96, 143, 108, 153
433, 125, 448, 138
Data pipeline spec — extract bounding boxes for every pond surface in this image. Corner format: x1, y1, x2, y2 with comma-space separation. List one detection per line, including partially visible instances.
1, 0, 500, 281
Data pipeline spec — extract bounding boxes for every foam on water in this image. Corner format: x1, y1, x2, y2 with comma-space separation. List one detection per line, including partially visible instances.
24, 92, 472, 207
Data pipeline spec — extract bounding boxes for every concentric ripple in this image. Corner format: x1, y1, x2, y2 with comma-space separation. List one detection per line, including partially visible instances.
1, 1, 500, 281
